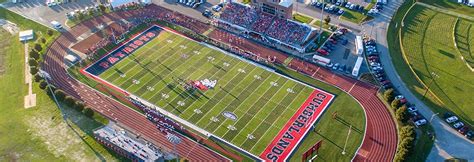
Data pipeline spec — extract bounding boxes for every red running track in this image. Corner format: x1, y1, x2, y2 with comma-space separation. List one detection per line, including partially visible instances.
208, 29, 397, 161
42, 8, 228, 161
42, 4, 396, 161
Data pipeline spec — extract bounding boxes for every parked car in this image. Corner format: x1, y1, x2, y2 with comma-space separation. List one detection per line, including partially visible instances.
317, 49, 329, 55
453, 122, 464, 129
458, 126, 469, 135
466, 131, 474, 140
50, 21, 63, 30
333, 63, 340, 70
326, 62, 334, 68
212, 5, 222, 12
395, 95, 407, 104
382, 84, 392, 90
445, 116, 459, 123
414, 119, 427, 127
408, 106, 417, 113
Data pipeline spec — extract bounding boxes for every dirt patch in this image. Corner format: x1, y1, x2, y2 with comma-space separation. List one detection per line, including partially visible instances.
0, 19, 19, 34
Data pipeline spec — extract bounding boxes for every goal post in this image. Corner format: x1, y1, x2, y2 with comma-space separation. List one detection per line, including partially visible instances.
302, 140, 322, 162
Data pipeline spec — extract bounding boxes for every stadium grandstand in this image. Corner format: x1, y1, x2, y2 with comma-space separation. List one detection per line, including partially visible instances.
213, 2, 318, 53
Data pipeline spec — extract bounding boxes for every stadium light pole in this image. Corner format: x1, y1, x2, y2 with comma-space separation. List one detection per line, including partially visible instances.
341, 125, 352, 155
430, 113, 439, 123
422, 72, 439, 101
318, 0, 324, 43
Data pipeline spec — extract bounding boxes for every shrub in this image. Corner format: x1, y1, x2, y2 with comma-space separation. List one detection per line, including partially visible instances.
47, 29, 54, 36
83, 107, 94, 117
28, 58, 38, 67
64, 96, 76, 107
34, 43, 42, 52
396, 105, 409, 124
30, 66, 39, 75
34, 74, 43, 82
99, 4, 106, 12
39, 80, 48, 89
29, 50, 40, 60
383, 88, 395, 102
54, 89, 66, 101
391, 99, 401, 110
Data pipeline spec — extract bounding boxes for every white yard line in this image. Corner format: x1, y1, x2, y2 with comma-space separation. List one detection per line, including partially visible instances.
249, 85, 309, 152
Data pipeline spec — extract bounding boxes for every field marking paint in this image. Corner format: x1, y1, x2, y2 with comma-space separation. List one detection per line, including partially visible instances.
215, 75, 289, 138
348, 82, 357, 93
259, 89, 335, 161
218, 70, 274, 137
247, 83, 300, 151
196, 63, 256, 127
250, 86, 313, 154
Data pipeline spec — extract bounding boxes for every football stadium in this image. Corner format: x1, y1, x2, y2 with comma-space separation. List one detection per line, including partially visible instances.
81, 25, 335, 160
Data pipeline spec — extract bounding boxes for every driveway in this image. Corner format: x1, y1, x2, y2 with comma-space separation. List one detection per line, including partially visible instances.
361, 0, 474, 161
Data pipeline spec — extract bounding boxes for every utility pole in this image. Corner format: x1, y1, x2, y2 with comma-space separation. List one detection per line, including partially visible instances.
318, 0, 324, 43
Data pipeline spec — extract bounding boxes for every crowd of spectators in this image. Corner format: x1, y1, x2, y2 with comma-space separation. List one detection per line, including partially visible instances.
219, 3, 258, 29
217, 2, 312, 47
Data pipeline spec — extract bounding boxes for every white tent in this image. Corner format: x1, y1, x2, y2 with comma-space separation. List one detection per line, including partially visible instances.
19, 30, 34, 41
65, 54, 78, 63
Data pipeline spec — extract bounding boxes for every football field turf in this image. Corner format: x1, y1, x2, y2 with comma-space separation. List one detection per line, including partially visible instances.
84, 26, 334, 158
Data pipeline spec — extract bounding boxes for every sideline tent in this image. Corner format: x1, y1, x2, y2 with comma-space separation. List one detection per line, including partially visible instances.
19, 30, 34, 41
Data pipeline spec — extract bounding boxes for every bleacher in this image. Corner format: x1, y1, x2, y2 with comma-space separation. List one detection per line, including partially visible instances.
216, 2, 314, 51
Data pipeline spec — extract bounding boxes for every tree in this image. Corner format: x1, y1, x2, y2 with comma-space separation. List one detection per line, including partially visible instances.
29, 50, 40, 60
396, 105, 409, 124
28, 58, 38, 67
400, 125, 415, 139
83, 107, 94, 117
324, 15, 331, 25
34, 43, 43, 52
47, 29, 54, 36
40, 37, 46, 44
54, 89, 66, 101
391, 99, 400, 110
64, 96, 76, 107
383, 88, 395, 102
30, 66, 39, 75
99, 4, 106, 13
39, 80, 48, 89
34, 74, 43, 82
75, 101, 85, 112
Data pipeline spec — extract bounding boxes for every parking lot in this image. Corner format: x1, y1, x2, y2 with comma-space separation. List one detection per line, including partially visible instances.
1, 0, 98, 29
153, 0, 220, 22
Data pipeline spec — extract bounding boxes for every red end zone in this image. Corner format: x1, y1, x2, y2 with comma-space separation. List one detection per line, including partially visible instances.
260, 89, 334, 161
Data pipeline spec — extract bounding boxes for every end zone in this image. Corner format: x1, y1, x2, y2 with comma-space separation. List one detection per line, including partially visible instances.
260, 89, 335, 161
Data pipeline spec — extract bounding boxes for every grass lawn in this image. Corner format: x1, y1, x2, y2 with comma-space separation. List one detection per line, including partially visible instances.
419, 0, 474, 16
400, 4, 474, 125
74, 25, 365, 160
0, 8, 121, 161
340, 9, 368, 24
312, 20, 335, 31
293, 13, 314, 24
454, 19, 474, 68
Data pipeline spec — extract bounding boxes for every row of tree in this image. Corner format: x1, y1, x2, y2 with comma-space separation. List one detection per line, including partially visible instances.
383, 88, 416, 162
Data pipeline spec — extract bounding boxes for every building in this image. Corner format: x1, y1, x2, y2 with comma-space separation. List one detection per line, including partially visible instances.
252, 0, 293, 19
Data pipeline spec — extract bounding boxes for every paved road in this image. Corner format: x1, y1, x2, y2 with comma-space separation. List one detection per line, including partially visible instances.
360, 0, 474, 161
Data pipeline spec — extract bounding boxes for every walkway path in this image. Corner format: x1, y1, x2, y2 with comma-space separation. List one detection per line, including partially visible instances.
361, 0, 474, 160
23, 43, 36, 108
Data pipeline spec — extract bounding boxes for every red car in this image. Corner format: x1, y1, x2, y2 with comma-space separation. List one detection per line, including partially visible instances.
317, 49, 329, 55
459, 126, 469, 135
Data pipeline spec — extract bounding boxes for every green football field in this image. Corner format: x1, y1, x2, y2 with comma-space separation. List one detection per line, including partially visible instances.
97, 30, 325, 155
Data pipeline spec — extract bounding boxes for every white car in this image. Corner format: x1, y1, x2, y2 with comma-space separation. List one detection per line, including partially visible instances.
345, 2, 352, 8
212, 5, 222, 12
395, 95, 405, 100
414, 119, 427, 127
408, 107, 417, 113
51, 21, 63, 30
446, 116, 459, 123
453, 122, 464, 129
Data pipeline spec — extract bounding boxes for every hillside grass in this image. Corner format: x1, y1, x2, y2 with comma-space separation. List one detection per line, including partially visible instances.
400, 4, 474, 125
0, 7, 121, 161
